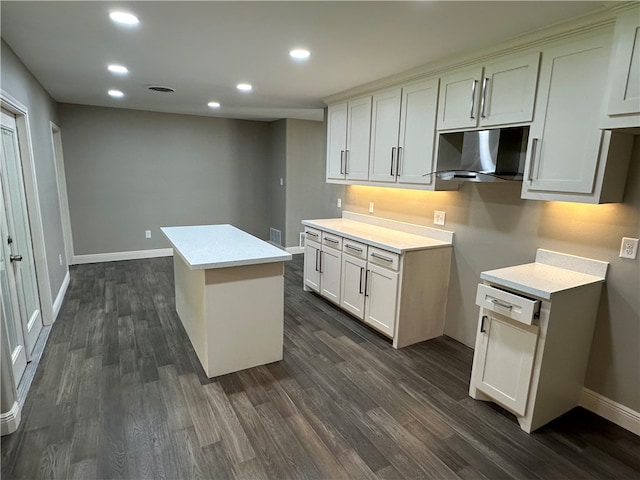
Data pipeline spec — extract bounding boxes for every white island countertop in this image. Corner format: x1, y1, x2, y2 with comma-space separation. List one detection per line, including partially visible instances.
161, 224, 292, 270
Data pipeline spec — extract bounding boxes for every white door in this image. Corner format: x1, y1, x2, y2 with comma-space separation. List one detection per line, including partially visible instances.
437, 66, 483, 130
472, 312, 539, 416
1, 185, 28, 386
340, 254, 366, 320
0, 110, 43, 364
369, 88, 401, 182
319, 247, 341, 305
345, 96, 372, 181
397, 79, 439, 185
523, 34, 609, 194
326, 103, 348, 180
303, 241, 321, 293
364, 263, 399, 337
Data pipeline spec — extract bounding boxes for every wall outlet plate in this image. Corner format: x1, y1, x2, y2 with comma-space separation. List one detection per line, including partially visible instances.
369, 202, 374, 213
337, 198, 342, 208
299, 232, 305, 248
434, 210, 446, 226
620, 237, 639, 259
145, 230, 151, 239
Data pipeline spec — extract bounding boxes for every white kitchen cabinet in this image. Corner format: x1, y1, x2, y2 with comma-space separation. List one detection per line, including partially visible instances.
369, 79, 440, 186
326, 97, 372, 182
303, 216, 453, 349
521, 32, 634, 204
303, 228, 342, 305
303, 238, 321, 293
604, 5, 640, 128
437, 53, 539, 131
471, 311, 539, 416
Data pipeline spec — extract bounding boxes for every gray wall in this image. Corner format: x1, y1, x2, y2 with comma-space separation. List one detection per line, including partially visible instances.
268, 120, 287, 244
285, 119, 344, 248
0, 40, 66, 298
58, 104, 273, 255
344, 140, 640, 412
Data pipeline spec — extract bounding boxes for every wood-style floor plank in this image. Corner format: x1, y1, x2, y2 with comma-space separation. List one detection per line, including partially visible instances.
2, 255, 639, 480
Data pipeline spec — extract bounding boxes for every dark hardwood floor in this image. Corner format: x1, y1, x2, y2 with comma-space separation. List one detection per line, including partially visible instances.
2, 254, 639, 479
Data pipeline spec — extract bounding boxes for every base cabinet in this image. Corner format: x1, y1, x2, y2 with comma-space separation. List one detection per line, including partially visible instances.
363, 263, 399, 337
303, 229, 342, 305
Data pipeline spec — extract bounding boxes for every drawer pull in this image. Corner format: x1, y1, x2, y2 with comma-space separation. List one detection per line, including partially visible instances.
371, 252, 394, 263
324, 238, 339, 244
345, 244, 363, 253
306, 232, 319, 238
491, 299, 514, 310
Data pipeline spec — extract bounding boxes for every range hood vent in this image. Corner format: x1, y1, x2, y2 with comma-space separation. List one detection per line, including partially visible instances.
434, 126, 529, 182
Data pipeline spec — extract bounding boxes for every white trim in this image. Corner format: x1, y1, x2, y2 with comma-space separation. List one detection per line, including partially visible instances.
0, 401, 21, 436
50, 122, 75, 265
1, 90, 54, 326
52, 270, 70, 321
581, 388, 640, 436
73, 248, 173, 265
286, 246, 304, 255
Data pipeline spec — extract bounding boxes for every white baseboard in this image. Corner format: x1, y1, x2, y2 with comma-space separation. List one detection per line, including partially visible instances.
73, 248, 173, 265
0, 401, 21, 436
286, 246, 304, 255
581, 388, 640, 435
52, 270, 70, 321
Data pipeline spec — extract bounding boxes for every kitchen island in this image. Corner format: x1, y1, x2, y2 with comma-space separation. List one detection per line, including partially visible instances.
161, 225, 292, 377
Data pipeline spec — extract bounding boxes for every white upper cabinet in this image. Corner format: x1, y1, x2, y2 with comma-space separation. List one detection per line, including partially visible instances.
522, 32, 634, 204
437, 53, 540, 131
326, 97, 372, 182
605, 5, 640, 126
369, 79, 440, 185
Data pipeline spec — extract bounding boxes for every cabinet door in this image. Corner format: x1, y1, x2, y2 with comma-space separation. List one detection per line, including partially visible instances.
364, 263, 399, 337
523, 34, 610, 196
398, 79, 439, 185
607, 7, 640, 116
369, 88, 402, 182
437, 66, 483, 130
472, 313, 539, 416
320, 247, 341, 305
480, 53, 540, 127
340, 254, 366, 320
303, 242, 321, 292
326, 103, 348, 180
346, 96, 372, 181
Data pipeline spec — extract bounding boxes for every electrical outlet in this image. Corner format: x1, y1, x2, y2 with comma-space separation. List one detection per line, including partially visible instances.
145, 230, 151, 239
337, 198, 342, 208
280, 178, 284, 186
58, 254, 63, 266
619, 237, 639, 259
369, 202, 374, 213
434, 210, 446, 226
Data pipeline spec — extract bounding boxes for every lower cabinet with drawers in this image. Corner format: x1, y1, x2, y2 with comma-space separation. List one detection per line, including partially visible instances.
303, 224, 453, 349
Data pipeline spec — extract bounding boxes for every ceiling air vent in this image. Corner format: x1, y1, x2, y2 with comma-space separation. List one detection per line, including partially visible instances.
146, 85, 175, 93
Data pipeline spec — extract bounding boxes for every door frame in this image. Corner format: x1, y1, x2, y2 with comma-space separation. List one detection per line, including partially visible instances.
50, 122, 74, 265
1, 90, 54, 326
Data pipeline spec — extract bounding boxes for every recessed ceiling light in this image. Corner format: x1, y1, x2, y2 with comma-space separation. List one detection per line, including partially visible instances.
108, 89, 124, 98
109, 11, 140, 26
107, 64, 128, 74
237, 83, 252, 92
208, 101, 221, 108
290, 49, 311, 60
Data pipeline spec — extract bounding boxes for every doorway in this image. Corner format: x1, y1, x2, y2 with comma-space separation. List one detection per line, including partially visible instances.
0, 109, 43, 386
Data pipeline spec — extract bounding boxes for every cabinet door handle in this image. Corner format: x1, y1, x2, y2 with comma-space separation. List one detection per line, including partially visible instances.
390, 147, 396, 176
371, 252, 394, 263
345, 244, 363, 253
491, 299, 513, 310
340, 150, 345, 175
364, 269, 370, 297
470, 79, 478, 120
345, 150, 349, 174
396, 147, 402, 177
359, 267, 365, 294
480, 315, 487, 333
319, 251, 324, 273
527, 138, 539, 183
480, 77, 489, 119
315, 249, 319, 271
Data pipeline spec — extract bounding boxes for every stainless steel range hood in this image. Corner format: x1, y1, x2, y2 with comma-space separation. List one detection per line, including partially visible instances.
435, 126, 529, 182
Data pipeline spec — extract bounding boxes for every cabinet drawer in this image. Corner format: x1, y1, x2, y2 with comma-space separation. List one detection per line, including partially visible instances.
476, 284, 540, 325
342, 239, 368, 259
305, 227, 321, 243
322, 232, 343, 250
368, 247, 400, 271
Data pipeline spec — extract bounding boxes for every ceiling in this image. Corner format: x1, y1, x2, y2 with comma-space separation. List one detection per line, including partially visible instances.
1, 1, 609, 122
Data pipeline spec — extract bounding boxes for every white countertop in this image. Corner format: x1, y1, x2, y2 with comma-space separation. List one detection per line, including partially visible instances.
481, 250, 608, 300
161, 224, 292, 270
302, 218, 452, 254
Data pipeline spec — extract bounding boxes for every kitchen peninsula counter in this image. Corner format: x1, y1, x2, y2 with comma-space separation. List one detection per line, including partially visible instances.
161, 225, 291, 377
